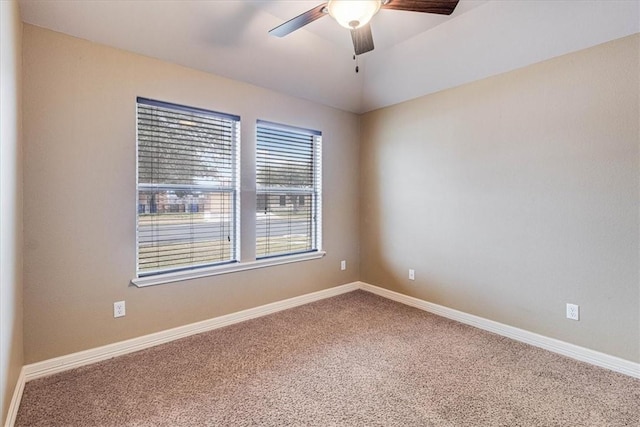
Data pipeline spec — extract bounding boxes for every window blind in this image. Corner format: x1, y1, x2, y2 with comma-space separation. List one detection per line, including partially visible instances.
136, 97, 240, 276
256, 120, 322, 258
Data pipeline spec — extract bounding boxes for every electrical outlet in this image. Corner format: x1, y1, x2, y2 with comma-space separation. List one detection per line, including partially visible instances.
114, 301, 126, 318
340, 260, 346, 271
409, 269, 415, 280
566, 303, 579, 321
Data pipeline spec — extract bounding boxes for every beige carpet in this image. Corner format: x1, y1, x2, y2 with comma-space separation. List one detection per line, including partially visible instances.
16, 290, 639, 426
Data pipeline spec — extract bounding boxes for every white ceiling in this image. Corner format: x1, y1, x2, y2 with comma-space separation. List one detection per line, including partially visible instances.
18, 0, 640, 114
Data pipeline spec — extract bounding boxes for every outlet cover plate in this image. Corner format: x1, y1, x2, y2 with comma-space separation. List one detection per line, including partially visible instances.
114, 301, 126, 318
566, 303, 579, 320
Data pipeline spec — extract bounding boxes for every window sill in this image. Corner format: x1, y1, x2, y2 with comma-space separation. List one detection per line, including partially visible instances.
131, 251, 326, 288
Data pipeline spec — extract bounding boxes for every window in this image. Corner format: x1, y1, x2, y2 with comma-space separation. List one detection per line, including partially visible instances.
256, 120, 322, 258
136, 98, 240, 277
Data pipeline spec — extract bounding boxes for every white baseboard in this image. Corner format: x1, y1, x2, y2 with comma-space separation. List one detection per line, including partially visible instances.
359, 282, 640, 379
4, 367, 25, 427
22, 282, 360, 382
7, 280, 638, 427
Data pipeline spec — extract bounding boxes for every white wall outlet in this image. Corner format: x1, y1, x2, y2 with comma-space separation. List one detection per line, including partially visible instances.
114, 301, 126, 318
409, 269, 415, 280
566, 303, 579, 320
340, 260, 346, 271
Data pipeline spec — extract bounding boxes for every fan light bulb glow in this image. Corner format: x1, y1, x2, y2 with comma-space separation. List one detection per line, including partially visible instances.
327, 0, 381, 29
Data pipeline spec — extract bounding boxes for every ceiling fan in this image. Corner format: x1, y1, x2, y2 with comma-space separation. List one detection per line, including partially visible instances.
269, 0, 460, 56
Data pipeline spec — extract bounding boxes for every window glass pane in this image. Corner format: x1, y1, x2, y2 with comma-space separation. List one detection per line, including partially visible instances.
138, 106, 234, 186
138, 189, 234, 273
256, 192, 314, 258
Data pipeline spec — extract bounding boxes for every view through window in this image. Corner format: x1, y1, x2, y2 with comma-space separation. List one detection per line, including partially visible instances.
136, 98, 240, 276
256, 120, 322, 258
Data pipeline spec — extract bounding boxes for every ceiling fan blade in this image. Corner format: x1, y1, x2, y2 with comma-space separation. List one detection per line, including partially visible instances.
381, 0, 459, 15
351, 24, 374, 56
269, 3, 328, 37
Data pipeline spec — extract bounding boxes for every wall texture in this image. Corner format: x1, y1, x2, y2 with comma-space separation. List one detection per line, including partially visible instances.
0, 0, 24, 424
360, 35, 639, 362
22, 25, 360, 364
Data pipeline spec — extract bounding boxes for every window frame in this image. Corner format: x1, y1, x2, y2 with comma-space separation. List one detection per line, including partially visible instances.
255, 119, 323, 259
134, 97, 241, 279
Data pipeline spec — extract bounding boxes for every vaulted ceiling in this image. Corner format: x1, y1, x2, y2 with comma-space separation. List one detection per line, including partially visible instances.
18, 0, 640, 113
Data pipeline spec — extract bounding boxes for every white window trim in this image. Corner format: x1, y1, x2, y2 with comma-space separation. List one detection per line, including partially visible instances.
131, 250, 326, 288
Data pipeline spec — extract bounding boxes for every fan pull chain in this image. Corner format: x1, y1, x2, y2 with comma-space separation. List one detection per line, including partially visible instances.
353, 54, 359, 73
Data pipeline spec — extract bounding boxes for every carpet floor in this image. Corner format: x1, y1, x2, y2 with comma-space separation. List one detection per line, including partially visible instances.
16, 290, 640, 426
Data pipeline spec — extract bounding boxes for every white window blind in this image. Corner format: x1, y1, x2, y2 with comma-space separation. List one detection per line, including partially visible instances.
136, 97, 240, 277
256, 120, 322, 258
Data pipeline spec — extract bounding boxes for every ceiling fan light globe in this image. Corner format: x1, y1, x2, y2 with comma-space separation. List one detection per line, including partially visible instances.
327, 0, 381, 29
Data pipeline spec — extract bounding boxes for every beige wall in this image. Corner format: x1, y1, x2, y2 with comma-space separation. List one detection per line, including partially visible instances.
18, 21, 640, 369
22, 25, 360, 363
360, 35, 640, 362
0, 0, 24, 423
